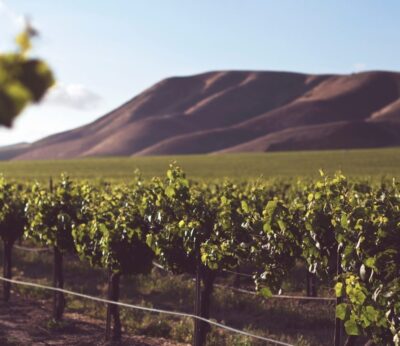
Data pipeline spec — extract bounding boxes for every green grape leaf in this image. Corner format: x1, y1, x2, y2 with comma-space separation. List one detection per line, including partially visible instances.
259, 287, 273, 298
336, 303, 348, 320
335, 282, 344, 297
344, 318, 361, 336
241, 200, 249, 213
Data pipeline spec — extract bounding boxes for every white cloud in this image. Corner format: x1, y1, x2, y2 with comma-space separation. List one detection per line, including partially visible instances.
44, 83, 103, 110
353, 62, 367, 72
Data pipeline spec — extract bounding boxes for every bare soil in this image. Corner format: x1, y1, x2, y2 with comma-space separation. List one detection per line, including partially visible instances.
0, 293, 190, 346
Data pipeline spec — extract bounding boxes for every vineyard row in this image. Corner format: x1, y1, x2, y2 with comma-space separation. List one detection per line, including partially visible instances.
0, 166, 399, 346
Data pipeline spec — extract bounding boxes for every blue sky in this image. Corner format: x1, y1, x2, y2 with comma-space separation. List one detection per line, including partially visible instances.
0, 0, 399, 145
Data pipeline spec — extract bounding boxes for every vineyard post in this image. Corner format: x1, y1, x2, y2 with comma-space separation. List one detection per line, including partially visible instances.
105, 270, 121, 341
334, 245, 343, 346
193, 241, 202, 346
105, 272, 111, 340
306, 271, 317, 297
198, 268, 216, 346
50, 177, 65, 321
232, 272, 241, 288
192, 238, 215, 346
344, 336, 357, 346
3, 240, 12, 301
53, 245, 65, 320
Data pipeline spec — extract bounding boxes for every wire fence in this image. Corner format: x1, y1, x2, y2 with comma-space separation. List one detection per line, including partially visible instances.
153, 261, 336, 302
12, 248, 336, 302
0, 275, 293, 346
14, 244, 51, 253
213, 283, 335, 302
222, 268, 253, 278
6, 243, 335, 346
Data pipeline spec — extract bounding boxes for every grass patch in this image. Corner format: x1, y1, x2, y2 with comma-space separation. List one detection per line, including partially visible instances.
0, 147, 399, 182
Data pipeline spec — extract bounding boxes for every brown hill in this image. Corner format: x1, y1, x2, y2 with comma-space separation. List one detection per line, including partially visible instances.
4, 70, 400, 160
0, 142, 30, 160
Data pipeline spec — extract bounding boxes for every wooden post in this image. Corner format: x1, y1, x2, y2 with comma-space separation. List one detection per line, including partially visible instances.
50, 178, 65, 321
344, 336, 357, 346
232, 272, 241, 288
105, 271, 121, 341
111, 273, 121, 341
105, 270, 112, 340
193, 242, 202, 346
3, 240, 12, 302
192, 237, 216, 346
334, 246, 343, 346
306, 271, 317, 297
198, 269, 216, 346
53, 246, 65, 321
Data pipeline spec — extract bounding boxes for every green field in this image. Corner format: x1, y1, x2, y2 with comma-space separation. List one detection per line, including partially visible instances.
0, 147, 400, 182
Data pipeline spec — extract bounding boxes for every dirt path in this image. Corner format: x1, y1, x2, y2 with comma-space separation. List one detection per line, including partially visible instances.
0, 294, 190, 346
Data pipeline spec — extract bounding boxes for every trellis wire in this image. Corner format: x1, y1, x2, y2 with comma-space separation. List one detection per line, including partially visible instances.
0, 275, 293, 346
14, 244, 50, 253
153, 262, 335, 302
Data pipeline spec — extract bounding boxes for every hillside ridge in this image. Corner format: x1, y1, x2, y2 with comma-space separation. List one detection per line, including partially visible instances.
3, 70, 400, 160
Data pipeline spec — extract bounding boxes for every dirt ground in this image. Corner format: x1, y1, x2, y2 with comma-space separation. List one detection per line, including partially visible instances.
0, 293, 190, 346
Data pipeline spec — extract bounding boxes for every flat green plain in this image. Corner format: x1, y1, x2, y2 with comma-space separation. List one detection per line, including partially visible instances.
0, 147, 399, 182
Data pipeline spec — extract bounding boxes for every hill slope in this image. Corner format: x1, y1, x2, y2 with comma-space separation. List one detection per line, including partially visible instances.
4, 70, 400, 160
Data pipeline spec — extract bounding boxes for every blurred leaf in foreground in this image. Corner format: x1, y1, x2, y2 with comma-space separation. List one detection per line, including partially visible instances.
0, 23, 54, 127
